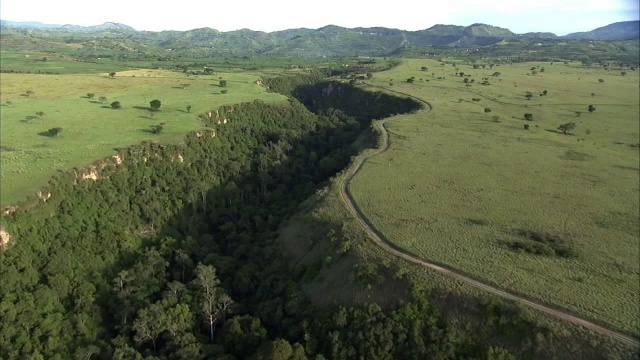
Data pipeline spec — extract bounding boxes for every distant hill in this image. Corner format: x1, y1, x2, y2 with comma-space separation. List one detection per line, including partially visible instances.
0, 20, 62, 28
563, 21, 640, 40
519, 32, 558, 39
1, 19, 638, 57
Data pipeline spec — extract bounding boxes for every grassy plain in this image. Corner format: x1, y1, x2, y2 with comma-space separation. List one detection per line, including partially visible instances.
0, 57, 286, 205
349, 59, 640, 334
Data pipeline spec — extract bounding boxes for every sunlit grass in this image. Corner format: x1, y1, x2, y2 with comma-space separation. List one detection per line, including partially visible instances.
1, 69, 285, 205
349, 59, 640, 334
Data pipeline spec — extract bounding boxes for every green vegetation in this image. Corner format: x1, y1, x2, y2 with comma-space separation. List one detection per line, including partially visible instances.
0, 64, 285, 205
150, 99, 162, 111
1, 29, 638, 359
348, 58, 640, 334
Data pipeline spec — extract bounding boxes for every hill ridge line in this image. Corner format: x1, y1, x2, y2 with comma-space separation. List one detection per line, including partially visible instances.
339, 83, 640, 348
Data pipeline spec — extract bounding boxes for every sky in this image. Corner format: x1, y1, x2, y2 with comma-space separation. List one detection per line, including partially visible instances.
1, 0, 638, 35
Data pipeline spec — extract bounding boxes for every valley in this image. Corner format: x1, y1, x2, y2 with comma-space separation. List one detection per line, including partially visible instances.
0, 18, 639, 360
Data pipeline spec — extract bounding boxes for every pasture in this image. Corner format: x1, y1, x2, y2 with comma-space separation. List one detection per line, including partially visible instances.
0, 66, 285, 205
349, 59, 640, 334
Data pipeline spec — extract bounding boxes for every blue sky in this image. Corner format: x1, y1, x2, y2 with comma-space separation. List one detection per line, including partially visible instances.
1, 0, 638, 35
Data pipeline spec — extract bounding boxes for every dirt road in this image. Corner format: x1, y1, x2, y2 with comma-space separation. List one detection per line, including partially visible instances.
339, 85, 640, 348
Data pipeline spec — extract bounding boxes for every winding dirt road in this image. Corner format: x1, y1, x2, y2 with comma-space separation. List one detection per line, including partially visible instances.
339, 86, 640, 348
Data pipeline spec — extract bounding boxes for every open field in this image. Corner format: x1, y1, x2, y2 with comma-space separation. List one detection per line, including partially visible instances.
348, 59, 640, 334
0, 67, 285, 205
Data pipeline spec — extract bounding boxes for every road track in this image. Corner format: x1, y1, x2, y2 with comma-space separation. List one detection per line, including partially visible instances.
339, 84, 640, 348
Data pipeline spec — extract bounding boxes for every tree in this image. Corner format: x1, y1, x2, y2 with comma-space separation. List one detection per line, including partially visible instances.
253, 339, 296, 360
150, 124, 164, 134
484, 108, 492, 113
366, 72, 373, 79
150, 99, 162, 111
542, 90, 548, 95
110, 101, 122, 109
25, 90, 34, 97
133, 302, 167, 352
620, 71, 627, 76
194, 264, 221, 339
558, 122, 576, 135
222, 315, 267, 358
186, 105, 192, 113
588, 105, 596, 113
492, 72, 501, 77
525, 92, 533, 100
420, 66, 428, 71
524, 113, 533, 121
221, 89, 228, 94
87, 93, 95, 99
47, 127, 63, 137
219, 80, 227, 87
36, 111, 45, 118
109, 72, 116, 78
598, 79, 604, 83
98, 96, 107, 104
406, 77, 415, 83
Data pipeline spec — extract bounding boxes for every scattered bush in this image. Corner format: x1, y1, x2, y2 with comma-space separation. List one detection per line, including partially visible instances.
524, 113, 533, 121
110, 101, 121, 109
150, 123, 164, 134
558, 122, 576, 135
150, 99, 162, 111
46, 127, 63, 137
506, 230, 578, 258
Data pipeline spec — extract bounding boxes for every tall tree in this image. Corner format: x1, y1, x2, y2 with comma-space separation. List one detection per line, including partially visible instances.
194, 264, 220, 339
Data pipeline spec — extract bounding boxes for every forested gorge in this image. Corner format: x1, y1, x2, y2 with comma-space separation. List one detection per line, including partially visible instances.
2, 80, 557, 359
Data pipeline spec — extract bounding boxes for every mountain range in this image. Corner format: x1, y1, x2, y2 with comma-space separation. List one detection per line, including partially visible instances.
1, 20, 638, 57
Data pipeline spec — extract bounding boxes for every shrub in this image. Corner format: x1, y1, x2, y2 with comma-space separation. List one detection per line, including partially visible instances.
558, 122, 576, 135
524, 113, 533, 121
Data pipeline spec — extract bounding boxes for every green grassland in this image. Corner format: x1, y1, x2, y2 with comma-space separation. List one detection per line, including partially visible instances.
1, 65, 285, 205
348, 59, 640, 334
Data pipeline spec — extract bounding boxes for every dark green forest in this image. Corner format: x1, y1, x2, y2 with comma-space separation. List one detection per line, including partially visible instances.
0, 82, 459, 359
0, 77, 626, 359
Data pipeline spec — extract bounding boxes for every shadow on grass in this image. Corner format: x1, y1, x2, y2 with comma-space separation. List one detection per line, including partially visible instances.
89, 100, 102, 104
138, 128, 161, 134
544, 129, 566, 135
613, 165, 640, 172
37, 131, 57, 137
133, 106, 152, 111
139, 116, 155, 119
